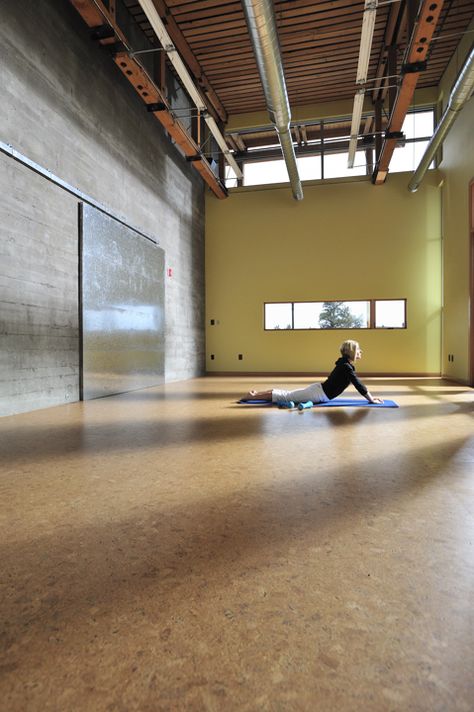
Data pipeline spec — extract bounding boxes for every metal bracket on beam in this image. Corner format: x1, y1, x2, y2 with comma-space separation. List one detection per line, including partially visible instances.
186, 154, 203, 162
146, 102, 167, 112
385, 131, 405, 140
401, 61, 427, 74
217, 178, 228, 195
90, 24, 115, 41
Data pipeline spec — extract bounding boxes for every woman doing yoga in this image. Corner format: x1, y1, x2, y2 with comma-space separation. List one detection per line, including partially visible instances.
243, 340, 383, 405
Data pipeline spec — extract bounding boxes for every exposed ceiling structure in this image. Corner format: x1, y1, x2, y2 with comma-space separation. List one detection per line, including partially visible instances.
70, 0, 474, 196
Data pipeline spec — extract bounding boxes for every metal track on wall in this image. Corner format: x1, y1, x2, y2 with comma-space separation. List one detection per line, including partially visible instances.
0, 140, 158, 243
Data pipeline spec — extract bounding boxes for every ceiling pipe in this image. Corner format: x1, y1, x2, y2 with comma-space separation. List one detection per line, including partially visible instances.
241, 0, 303, 200
408, 47, 474, 192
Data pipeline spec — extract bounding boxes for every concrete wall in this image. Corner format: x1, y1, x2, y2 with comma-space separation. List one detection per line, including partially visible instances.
0, 0, 205, 416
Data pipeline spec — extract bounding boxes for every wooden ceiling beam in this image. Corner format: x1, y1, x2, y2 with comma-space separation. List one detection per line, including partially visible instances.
182, 17, 387, 44
280, 4, 375, 25
166, 0, 235, 9
86, 0, 473, 151
225, 134, 241, 152
199, 43, 361, 69
178, 7, 378, 34
191, 25, 384, 58
113, 52, 227, 197
217, 74, 361, 98
69, 0, 227, 198
371, 0, 407, 103
175, 3, 243, 23
372, 0, 445, 184
275, 0, 371, 14
150, 0, 227, 122
229, 133, 246, 151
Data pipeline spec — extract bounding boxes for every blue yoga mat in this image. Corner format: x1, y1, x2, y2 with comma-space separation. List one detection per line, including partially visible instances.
312, 398, 398, 408
238, 398, 398, 408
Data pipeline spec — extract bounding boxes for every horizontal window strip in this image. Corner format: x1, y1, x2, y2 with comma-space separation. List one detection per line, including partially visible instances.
264, 299, 407, 330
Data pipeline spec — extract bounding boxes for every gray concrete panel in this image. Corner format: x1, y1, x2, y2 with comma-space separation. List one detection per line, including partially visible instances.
0, 153, 79, 416
0, 0, 205, 415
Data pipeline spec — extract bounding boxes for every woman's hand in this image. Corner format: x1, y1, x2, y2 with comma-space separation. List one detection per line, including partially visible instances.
366, 391, 384, 404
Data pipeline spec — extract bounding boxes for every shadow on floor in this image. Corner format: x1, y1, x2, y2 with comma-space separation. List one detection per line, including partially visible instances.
1, 432, 470, 653
0, 400, 472, 466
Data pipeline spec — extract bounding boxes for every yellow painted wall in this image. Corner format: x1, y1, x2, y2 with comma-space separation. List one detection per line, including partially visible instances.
206, 171, 442, 374
439, 23, 474, 383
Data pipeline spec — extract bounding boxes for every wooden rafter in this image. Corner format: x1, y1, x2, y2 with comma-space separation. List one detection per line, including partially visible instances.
150, 0, 227, 123
372, 0, 445, 185
159, 0, 474, 118
113, 53, 226, 191
229, 132, 246, 151
371, 0, 407, 103
68, 0, 227, 198
69, 0, 474, 184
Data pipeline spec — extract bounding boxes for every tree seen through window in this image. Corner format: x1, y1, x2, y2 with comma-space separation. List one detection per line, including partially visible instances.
319, 301, 364, 329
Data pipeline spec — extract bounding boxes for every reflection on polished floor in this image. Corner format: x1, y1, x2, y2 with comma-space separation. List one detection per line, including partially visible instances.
0, 377, 473, 711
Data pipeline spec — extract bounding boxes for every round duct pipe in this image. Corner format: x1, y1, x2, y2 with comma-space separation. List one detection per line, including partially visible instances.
242, 0, 303, 200
408, 47, 474, 193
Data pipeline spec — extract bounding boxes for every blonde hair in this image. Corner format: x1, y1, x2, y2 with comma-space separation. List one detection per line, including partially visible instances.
340, 340, 359, 361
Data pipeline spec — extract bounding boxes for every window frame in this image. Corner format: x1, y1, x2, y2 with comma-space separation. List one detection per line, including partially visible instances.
264, 298, 407, 331
226, 107, 435, 189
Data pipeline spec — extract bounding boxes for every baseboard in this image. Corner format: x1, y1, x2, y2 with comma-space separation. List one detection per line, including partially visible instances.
206, 371, 443, 378
441, 375, 472, 386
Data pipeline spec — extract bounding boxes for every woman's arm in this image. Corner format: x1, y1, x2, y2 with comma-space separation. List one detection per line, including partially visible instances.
347, 366, 384, 403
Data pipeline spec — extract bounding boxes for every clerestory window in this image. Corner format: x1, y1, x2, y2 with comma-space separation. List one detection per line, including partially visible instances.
264, 299, 407, 330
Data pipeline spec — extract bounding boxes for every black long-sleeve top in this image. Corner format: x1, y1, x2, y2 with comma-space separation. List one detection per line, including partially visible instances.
321, 356, 369, 400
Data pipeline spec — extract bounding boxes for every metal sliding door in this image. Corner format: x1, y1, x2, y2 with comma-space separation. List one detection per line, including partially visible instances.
80, 204, 165, 399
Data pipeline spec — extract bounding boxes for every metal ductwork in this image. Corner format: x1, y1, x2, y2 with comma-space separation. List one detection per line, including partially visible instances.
242, 0, 303, 200
408, 47, 474, 193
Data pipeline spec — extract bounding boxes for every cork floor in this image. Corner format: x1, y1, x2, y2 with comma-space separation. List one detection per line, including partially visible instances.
0, 377, 473, 712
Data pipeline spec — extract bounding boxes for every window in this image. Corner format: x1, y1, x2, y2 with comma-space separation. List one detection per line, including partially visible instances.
264, 299, 406, 330
293, 302, 323, 329
244, 159, 289, 186
224, 108, 435, 189
390, 140, 433, 173
323, 151, 366, 179
402, 110, 434, 140
225, 165, 238, 188
375, 299, 406, 328
297, 154, 322, 181
264, 302, 293, 330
